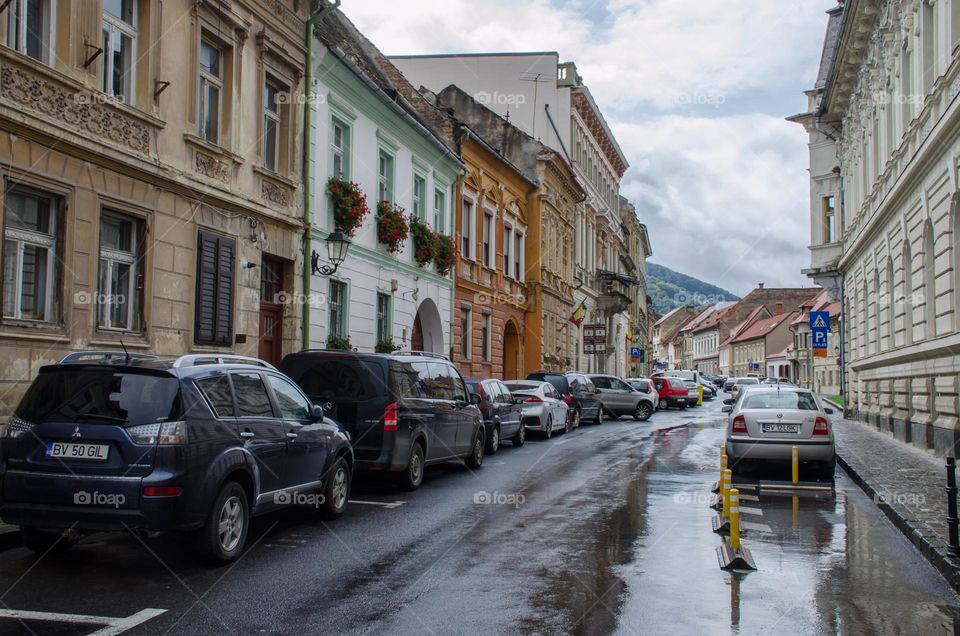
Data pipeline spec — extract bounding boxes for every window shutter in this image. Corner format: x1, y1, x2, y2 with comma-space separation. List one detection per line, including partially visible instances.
195, 230, 234, 346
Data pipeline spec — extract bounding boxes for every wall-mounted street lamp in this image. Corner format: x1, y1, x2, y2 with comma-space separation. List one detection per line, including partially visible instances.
311, 228, 351, 276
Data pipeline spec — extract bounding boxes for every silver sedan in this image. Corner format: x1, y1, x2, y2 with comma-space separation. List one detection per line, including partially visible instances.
504, 380, 571, 439
722, 386, 836, 479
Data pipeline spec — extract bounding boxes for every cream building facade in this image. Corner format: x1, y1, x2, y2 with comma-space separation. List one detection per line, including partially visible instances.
793, 0, 960, 455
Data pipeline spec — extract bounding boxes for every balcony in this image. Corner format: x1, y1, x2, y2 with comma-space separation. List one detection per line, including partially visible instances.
596, 269, 635, 315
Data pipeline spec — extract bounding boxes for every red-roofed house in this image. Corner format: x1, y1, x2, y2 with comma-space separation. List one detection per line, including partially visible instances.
730, 311, 799, 377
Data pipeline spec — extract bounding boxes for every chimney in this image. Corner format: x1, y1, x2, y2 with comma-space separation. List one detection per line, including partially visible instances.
757, 283, 764, 290
775, 302, 784, 315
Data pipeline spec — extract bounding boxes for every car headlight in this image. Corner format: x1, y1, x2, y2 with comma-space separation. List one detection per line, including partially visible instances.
4, 416, 35, 439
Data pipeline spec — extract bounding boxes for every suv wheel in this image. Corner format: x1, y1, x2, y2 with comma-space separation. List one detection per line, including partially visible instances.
513, 424, 526, 447
195, 482, 249, 564
487, 426, 500, 454
318, 457, 351, 520
571, 407, 581, 429
20, 526, 77, 555
399, 443, 425, 491
466, 431, 484, 469
544, 416, 553, 439
634, 402, 653, 421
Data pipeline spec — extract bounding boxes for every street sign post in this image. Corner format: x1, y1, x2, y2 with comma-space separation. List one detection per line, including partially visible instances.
630, 347, 641, 362
583, 324, 607, 355
810, 311, 830, 358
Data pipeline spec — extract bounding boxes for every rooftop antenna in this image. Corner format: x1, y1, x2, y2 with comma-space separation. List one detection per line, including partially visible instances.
119, 338, 130, 362
519, 72, 552, 138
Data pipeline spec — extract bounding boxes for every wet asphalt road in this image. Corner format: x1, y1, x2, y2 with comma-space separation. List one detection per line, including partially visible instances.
0, 399, 958, 635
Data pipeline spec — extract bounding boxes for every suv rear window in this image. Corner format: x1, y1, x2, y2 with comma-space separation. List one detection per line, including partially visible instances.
17, 367, 181, 426
528, 373, 569, 395
282, 356, 387, 401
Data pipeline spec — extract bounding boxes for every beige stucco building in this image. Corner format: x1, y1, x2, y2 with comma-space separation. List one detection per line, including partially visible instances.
793, 0, 960, 456
0, 0, 310, 413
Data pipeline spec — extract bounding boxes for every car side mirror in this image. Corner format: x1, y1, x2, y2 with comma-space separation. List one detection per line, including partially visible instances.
824, 407, 834, 415
721, 406, 732, 413
310, 404, 325, 421
469, 393, 482, 405
722, 398, 733, 405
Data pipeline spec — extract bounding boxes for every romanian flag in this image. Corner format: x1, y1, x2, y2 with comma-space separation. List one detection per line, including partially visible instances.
570, 301, 586, 328
626, 330, 633, 342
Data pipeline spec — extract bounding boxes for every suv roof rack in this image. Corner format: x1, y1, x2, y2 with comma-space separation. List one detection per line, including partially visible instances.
395, 351, 449, 360
172, 354, 276, 369
59, 351, 160, 364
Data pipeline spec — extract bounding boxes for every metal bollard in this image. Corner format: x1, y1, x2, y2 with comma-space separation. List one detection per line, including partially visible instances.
947, 457, 959, 556
720, 453, 728, 486
722, 469, 733, 519
792, 446, 799, 485
730, 488, 741, 550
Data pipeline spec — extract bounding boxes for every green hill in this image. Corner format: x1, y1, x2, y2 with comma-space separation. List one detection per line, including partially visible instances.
647, 262, 740, 316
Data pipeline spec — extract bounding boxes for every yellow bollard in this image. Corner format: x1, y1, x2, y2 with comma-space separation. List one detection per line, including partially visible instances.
792, 445, 799, 484
722, 469, 733, 519
730, 488, 741, 550
720, 453, 728, 486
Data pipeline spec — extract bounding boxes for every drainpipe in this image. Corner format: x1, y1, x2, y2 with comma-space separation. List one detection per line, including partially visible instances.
302, 0, 341, 350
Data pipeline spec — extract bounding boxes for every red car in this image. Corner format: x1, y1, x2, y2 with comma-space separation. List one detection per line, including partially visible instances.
652, 376, 692, 409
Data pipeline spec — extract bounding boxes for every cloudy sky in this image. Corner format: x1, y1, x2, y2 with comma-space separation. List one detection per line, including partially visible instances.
339, 0, 830, 297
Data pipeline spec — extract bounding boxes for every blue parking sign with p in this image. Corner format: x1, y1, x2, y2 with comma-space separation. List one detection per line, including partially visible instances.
810, 311, 830, 351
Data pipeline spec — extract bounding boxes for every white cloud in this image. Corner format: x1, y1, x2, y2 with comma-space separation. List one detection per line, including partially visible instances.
339, 0, 831, 296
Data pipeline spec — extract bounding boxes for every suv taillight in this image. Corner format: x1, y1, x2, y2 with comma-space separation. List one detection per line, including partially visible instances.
127, 421, 187, 445
384, 402, 399, 432
732, 415, 747, 434
3, 416, 35, 439
525, 395, 544, 403
813, 416, 829, 435
563, 393, 574, 405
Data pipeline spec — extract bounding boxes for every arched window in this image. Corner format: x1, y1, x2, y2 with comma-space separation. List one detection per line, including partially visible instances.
872, 266, 880, 354
924, 219, 936, 338
903, 235, 914, 346
885, 255, 895, 351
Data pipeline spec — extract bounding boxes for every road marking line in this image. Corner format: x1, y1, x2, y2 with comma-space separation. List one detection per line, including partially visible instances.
738, 494, 760, 502
739, 506, 763, 516
349, 499, 406, 509
0, 608, 166, 635
741, 521, 773, 533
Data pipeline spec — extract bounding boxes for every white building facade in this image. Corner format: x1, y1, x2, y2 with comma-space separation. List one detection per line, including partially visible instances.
793, 0, 960, 456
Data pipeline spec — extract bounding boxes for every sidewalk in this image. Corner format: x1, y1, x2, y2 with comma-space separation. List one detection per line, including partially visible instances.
826, 398, 960, 591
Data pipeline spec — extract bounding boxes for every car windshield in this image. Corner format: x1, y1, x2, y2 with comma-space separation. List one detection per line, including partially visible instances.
742, 392, 819, 410
738, 378, 759, 385
16, 367, 182, 426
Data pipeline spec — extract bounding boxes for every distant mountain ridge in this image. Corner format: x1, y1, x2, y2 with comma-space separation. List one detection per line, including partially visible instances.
647, 262, 740, 316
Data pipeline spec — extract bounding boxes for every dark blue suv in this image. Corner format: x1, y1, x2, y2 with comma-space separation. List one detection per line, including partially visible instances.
0, 352, 353, 563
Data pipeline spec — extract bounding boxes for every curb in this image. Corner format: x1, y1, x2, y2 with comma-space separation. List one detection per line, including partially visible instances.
836, 452, 960, 593
0, 527, 20, 553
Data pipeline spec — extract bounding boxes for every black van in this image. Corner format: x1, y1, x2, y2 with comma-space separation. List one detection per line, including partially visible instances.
280, 351, 484, 491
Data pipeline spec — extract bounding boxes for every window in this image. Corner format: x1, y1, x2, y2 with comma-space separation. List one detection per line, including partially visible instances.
267, 375, 311, 421
102, 0, 136, 103
98, 211, 142, 331
231, 373, 274, 418
331, 117, 350, 179
503, 225, 513, 275
376, 292, 391, 344
481, 313, 491, 361
461, 198, 474, 258
433, 188, 445, 232
263, 81, 281, 171
822, 195, 836, 243
5, 0, 52, 63
377, 150, 394, 202
196, 375, 234, 418
482, 211, 493, 267
3, 186, 59, 322
328, 279, 346, 339
195, 230, 234, 346
514, 232, 524, 279
412, 174, 426, 220
460, 306, 472, 359
198, 39, 223, 144
922, 1, 935, 94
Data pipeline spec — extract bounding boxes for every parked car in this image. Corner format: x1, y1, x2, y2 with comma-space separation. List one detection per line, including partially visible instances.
0, 352, 354, 563
626, 378, 660, 410
280, 351, 484, 492
504, 381, 571, 438
722, 386, 836, 479
652, 376, 693, 409
723, 377, 738, 392
465, 378, 525, 452
525, 372, 603, 426
730, 377, 760, 398
588, 374, 655, 421
698, 381, 717, 400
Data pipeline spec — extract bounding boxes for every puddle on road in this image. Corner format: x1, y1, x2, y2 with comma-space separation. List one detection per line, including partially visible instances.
603, 423, 960, 635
